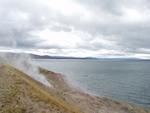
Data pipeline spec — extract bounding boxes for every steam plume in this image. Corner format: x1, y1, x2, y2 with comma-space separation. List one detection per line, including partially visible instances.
0, 52, 52, 87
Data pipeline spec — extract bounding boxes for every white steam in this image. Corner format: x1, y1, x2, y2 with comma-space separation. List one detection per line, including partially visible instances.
0, 53, 52, 87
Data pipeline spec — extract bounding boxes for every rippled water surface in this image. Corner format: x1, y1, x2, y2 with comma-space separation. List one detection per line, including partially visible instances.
34, 59, 150, 109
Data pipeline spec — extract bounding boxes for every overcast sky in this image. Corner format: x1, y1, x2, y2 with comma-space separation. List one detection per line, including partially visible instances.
0, 0, 150, 58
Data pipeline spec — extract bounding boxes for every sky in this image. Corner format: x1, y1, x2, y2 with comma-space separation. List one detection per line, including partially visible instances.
0, 0, 150, 59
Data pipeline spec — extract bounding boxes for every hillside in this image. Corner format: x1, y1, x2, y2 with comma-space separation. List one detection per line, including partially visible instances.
0, 64, 149, 113
0, 65, 83, 113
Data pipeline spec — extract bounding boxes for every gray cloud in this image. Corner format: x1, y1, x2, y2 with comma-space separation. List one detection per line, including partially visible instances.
0, 0, 150, 57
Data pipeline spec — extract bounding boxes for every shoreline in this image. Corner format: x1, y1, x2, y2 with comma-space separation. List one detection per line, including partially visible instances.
66, 76, 150, 112
44, 68, 150, 111
40, 67, 150, 113
63, 75, 150, 112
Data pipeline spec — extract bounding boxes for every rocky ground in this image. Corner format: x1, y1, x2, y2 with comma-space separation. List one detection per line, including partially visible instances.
0, 64, 149, 113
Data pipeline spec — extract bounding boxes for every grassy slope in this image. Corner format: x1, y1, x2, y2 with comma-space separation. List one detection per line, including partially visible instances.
0, 65, 84, 113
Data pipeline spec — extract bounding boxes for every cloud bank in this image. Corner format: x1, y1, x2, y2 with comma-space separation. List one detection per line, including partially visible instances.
0, 0, 150, 58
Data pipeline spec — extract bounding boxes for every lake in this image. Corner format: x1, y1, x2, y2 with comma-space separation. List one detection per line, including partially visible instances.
34, 59, 150, 109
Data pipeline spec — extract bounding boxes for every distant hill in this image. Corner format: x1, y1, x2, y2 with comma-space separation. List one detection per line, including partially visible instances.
31, 54, 150, 61
30, 54, 96, 59
0, 52, 96, 60
1, 52, 150, 61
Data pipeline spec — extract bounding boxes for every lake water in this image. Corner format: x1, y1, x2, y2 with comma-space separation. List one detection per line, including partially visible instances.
34, 59, 150, 109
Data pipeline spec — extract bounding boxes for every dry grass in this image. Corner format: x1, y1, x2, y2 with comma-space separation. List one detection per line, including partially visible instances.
0, 65, 84, 113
